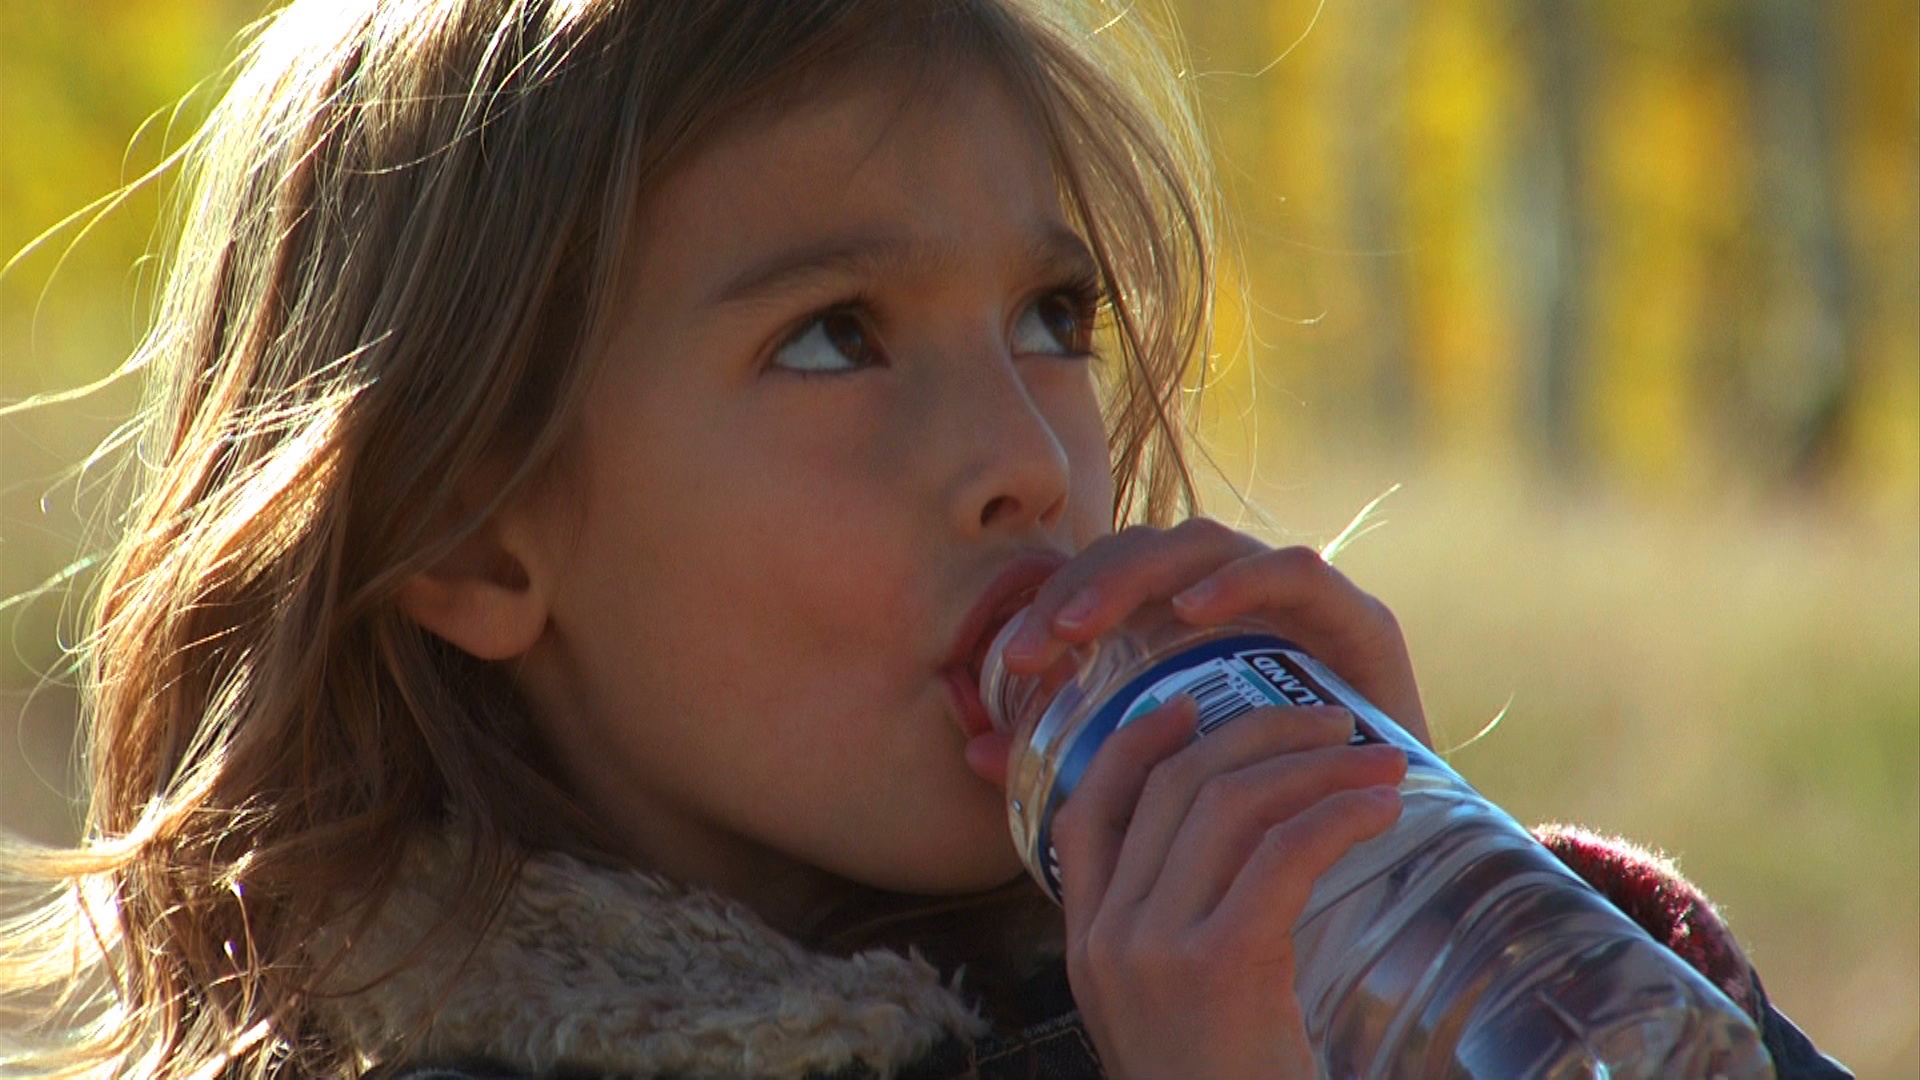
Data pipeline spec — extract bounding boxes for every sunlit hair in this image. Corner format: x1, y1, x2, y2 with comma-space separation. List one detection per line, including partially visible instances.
0, 0, 1219, 1075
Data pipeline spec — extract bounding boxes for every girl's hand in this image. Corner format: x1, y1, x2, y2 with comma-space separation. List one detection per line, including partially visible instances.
1053, 697, 1405, 1078
1002, 520, 1426, 1077
1000, 518, 1430, 746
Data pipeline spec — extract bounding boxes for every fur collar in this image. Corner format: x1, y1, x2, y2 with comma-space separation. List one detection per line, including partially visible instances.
313, 841, 989, 1078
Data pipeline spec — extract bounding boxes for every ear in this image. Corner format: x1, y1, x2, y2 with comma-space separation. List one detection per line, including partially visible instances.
398, 511, 550, 662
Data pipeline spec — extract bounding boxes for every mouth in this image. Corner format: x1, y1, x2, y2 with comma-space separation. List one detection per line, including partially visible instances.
943, 553, 1067, 736
945, 594, 1039, 740
964, 595, 1035, 688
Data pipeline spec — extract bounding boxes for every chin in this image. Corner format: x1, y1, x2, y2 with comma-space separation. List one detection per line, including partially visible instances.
848, 823, 1027, 896
911, 835, 1030, 895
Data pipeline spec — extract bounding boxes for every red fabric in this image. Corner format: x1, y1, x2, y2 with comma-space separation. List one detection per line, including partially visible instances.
1532, 822, 1762, 1021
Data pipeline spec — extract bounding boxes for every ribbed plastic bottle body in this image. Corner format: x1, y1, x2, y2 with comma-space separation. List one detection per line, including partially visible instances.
978, 607, 1774, 1080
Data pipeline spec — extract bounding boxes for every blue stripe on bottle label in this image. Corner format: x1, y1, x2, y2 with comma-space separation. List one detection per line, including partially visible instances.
1030, 634, 1436, 903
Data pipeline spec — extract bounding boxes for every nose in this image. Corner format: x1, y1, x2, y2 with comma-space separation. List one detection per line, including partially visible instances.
944, 357, 1074, 538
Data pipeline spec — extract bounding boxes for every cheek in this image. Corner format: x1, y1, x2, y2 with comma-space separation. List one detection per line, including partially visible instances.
1060, 386, 1117, 539
696, 477, 923, 668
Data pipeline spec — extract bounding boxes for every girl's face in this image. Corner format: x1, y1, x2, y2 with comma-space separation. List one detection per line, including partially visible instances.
509, 65, 1115, 926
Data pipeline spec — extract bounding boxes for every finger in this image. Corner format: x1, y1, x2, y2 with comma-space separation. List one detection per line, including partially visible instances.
1003, 520, 1262, 673
998, 525, 1177, 669
1171, 546, 1430, 746
1209, 784, 1404, 956
1052, 695, 1199, 929
1046, 519, 1263, 640
963, 729, 1013, 788
1091, 706, 1360, 916
1139, 743, 1407, 923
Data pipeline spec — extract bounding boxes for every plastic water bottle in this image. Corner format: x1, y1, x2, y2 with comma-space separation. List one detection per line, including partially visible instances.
978, 605, 1775, 1079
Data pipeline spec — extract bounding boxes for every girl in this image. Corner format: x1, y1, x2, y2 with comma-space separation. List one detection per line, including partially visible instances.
1, 1, 1848, 1077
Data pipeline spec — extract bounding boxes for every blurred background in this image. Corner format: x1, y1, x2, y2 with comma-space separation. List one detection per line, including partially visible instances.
1, 0, 1914, 1074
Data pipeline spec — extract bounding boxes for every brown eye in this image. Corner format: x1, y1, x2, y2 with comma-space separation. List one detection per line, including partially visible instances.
1011, 291, 1093, 357
773, 308, 877, 374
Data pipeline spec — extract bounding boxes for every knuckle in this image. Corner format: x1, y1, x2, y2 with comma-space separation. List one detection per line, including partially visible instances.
1310, 704, 1357, 734
1080, 917, 1130, 973
1173, 516, 1234, 545
1065, 938, 1100, 989
1033, 570, 1091, 608
1274, 711, 1341, 750
1123, 929, 1186, 978
1257, 817, 1304, 858
1256, 702, 1317, 727
1137, 755, 1195, 807
1272, 544, 1331, 577
1190, 771, 1252, 821
1367, 596, 1404, 636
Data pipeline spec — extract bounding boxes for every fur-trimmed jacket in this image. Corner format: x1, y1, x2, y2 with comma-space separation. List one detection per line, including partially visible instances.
317, 828, 1851, 1079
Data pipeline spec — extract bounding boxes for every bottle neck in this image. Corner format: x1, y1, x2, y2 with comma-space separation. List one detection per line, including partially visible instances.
977, 611, 1038, 738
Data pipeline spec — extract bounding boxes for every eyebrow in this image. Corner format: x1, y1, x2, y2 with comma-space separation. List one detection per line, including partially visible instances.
709, 224, 1099, 308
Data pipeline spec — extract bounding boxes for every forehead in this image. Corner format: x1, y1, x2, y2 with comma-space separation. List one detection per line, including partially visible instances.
623, 64, 1069, 301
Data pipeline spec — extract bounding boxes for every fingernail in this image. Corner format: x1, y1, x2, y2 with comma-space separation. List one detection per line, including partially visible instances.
1363, 785, 1403, 810
1172, 580, 1216, 608
1055, 591, 1098, 629
1003, 615, 1045, 661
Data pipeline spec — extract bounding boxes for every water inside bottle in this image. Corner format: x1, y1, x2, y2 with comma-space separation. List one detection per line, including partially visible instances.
1296, 766, 1776, 1079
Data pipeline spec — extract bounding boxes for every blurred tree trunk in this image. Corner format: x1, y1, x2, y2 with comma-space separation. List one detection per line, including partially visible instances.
1337, 0, 1415, 441
1513, 0, 1592, 479
1739, 0, 1855, 489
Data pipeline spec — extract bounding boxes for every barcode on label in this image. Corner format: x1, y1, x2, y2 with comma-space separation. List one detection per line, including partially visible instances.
1186, 667, 1265, 734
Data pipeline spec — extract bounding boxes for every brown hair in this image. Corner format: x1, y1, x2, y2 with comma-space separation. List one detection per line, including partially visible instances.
0, 1, 1219, 1076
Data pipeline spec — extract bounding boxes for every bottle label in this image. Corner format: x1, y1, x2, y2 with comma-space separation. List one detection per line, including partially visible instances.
1120, 648, 1360, 735
1031, 634, 1422, 902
